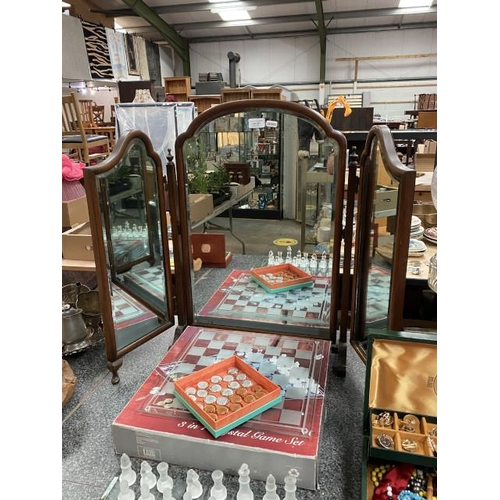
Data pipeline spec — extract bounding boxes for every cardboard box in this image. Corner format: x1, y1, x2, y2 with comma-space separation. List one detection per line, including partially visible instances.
374, 186, 398, 216
189, 194, 214, 225
112, 325, 331, 490
229, 176, 256, 199
362, 330, 437, 499
62, 222, 94, 261
62, 195, 89, 228
423, 139, 437, 154
414, 153, 436, 173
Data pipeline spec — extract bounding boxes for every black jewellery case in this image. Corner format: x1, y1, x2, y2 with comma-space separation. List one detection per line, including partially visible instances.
361, 330, 437, 499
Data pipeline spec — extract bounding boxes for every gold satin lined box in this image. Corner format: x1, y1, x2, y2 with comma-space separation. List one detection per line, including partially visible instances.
362, 330, 437, 499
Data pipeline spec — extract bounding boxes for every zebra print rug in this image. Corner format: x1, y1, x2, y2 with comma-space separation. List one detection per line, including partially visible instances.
81, 20, 114, 79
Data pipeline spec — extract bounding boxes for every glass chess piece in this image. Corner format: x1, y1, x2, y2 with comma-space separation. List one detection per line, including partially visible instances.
283, 469, 300, 500
268, 250, 274, 266
319, 251, 327, 274
285, 246, 292, 263
236, 463, 254, 500
138, 477, 155, 500
186, 469, 203, 499
210, 469, 227, 500
117, 477, 135, 500
162, 485, 175, 500
157, 462, 174, 493
119, 453, 137, 487
309, 253, 318, 274
183, 488, 193, 500
262, 474, 280, 500
140, 461, 157, 490
277, 251, 283, 264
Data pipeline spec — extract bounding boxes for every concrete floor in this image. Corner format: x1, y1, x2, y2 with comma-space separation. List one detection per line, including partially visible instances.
195, 216, 317, 256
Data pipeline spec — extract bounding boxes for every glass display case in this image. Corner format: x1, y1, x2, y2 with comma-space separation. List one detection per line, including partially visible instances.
193, 110, 284, 219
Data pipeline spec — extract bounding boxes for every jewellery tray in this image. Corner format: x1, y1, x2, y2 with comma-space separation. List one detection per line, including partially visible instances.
363, 330, 437, 470
250, 263, 313, 293
174, 355, 283, 438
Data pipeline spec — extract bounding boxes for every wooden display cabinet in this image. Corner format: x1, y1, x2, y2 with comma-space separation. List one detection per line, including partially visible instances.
189, 95, 221, 113
164, 76, 191, 102
221, 88, 252, 102
251, 88, 286, 100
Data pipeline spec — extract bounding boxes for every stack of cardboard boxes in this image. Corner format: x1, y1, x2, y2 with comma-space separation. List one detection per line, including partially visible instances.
62, 193, 94, 262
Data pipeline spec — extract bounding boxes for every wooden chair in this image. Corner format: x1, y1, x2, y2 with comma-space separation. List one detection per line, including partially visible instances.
78, 98, 96, 131
62, 92, 111, 165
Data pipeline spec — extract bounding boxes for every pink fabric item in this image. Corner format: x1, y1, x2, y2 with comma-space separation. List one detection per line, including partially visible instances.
62, 154, 85, 181
62, 179, 86, 202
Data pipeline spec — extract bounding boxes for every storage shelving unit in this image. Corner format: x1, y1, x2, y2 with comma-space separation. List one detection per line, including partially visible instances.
164, 76, 191, 102
221, 88, 253, 102
189, 95, 222, 113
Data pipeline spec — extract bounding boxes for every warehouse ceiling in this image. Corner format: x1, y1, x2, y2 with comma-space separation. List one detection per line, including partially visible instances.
84, 0, 437, 45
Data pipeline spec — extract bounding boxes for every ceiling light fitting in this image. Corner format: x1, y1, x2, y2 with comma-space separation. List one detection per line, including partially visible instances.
398, 0, 433, 7
212, 9, 252, 21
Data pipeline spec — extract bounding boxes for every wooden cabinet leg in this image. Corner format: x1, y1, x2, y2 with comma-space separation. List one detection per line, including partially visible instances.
107, 359, 123, 385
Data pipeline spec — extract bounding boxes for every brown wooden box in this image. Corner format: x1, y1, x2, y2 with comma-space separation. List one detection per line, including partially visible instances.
416, 111, 437, 129
224, 162, 251, 184
190, 233, 231, 268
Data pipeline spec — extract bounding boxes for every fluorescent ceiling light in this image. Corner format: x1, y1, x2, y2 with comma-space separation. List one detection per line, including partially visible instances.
212, 9, 251, 21
62, 1, 71, 7
398, 0, 433, 7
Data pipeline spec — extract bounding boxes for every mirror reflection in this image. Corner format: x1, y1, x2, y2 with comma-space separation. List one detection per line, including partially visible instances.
175, 104, 348, 341
349, 127, 416, 361
364, 139, 397, 333
89, 135, 171, 353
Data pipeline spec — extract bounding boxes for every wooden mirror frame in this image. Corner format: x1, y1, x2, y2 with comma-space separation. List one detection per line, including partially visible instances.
349, 125, 416, 362
171, 99, 353, 375
84, 130, 177, 384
